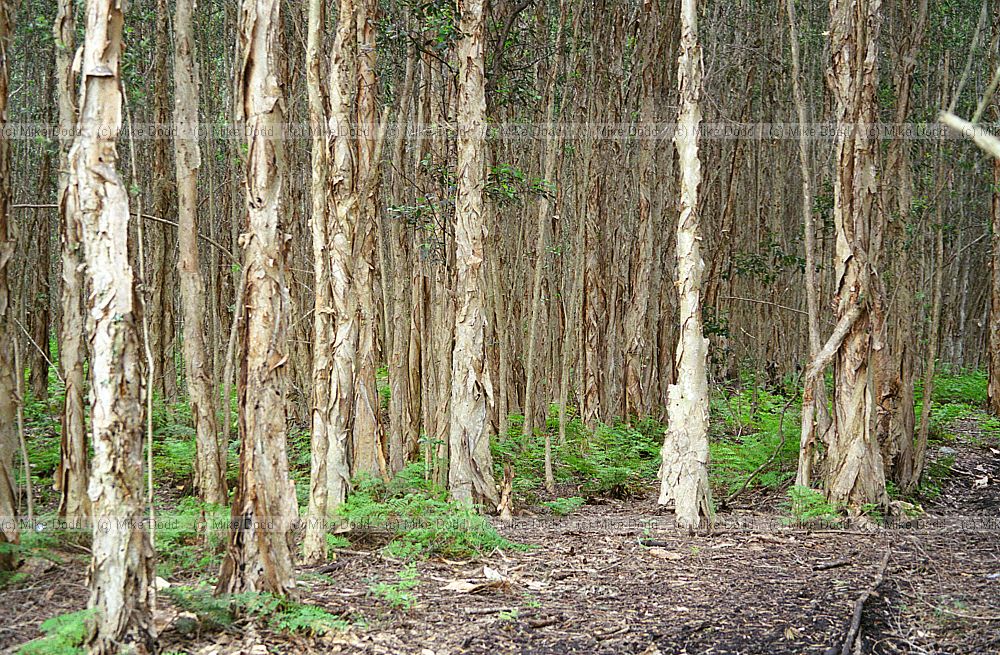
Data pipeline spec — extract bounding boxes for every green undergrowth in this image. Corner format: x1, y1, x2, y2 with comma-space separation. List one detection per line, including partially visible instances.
710, 386, 802, 497
369, 563, 420, 610
155, 498, 230, 579
915, 370, 998, 446
494, 409, 662, 505
163, 585, 348, 635
334, 463, 524, 559
16, 609, 95, 655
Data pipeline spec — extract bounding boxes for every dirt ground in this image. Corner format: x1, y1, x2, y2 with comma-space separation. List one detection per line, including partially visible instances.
3, 423, 998, 655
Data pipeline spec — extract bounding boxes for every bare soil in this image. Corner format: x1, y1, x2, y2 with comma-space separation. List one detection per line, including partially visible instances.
2, 422, 998, 655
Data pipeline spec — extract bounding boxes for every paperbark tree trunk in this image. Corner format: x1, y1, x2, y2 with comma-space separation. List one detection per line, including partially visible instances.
150, 0, 177, 402
991, 155, 1000, 415
325, 0, 359, 514
387, 45, 419, 474
874, 0, 927, 484
449, 0, 499, 508
216, 0, 298, 596
28, 109, 52, 402
906, 186, 946, 492
624, 2, 659, 421
53, 0, 89, 522
787, 0, 832, 488
658, 0, 713, 531
523, 9, 565, 442
303, 0, 333, 565
0, 0, 17, 573
69, 0, 156, 649
352, 0, 387, 479
174, 0, 227, 505
823, 0, 888, 510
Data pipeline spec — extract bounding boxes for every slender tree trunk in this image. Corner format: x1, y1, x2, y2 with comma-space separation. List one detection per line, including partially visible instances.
387, 46, 418, 473
303, 0, 332, 565
907, 188, 946, 493
0, 0, 18, 573
788, 0, 832, 488
823, 0, 887, 510
658, 0, 713, 530
53, 0, 88, 522
990, 155, 1000, 414
523, 14, 564, 442
880, 0, 927, 480
624, 3, 659, 421
29, 76, 52, 402
217, 0, 298, 596
324, 0, 360, 514
70, 0, 156, 648
449, 0, 499, 508
150, 0, 177, 402
174, 0, 226, 505
352, 0, 387, 479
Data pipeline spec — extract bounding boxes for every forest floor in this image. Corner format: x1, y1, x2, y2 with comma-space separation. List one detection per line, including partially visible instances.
2, 417, 999, 654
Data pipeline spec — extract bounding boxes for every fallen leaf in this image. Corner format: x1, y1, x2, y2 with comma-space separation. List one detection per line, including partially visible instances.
442, 580, 482, 593
648, 548, 683, 560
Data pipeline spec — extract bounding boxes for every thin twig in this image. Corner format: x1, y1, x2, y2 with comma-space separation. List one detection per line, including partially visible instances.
723, 376, 799, 507
12, 317, 64, 385
839, 549, 892, 655
720, 295, 808, 316
12, 203, 236, 262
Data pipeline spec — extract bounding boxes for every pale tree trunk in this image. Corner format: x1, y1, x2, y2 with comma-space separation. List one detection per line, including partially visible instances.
174, 0, 226, 505
0, 0, 18, 573
449, 0, 499, 508
54, 0, 89, 522
788, 0, 832, 488
217, 0, 298, 596
352, 0, 387, 479
323, 0, 359, 515
658, 0, 713, 531
303, 0, 333, 565
823, 0, 887, 510
70, 0, 156, 648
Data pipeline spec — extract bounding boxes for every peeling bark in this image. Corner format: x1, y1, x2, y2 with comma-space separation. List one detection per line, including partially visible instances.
217, 0, 298, 596
449, 0, 499, 508
70, 0, 156, 648
823, 0, 887, 509
0, 0, 17, 573
303, 0, 333, 565
175, 0, 227, 505
658, 0, 713, 531
53, 0, 89, 523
